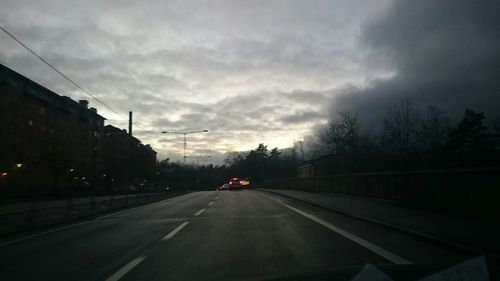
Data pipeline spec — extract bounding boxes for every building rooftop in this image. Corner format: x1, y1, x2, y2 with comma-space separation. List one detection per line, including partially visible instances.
0, 63, 105, 121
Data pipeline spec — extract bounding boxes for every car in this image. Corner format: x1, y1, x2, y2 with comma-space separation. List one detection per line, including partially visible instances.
220, 183, 230, 190
216, 185, 225, 191
240, 178, 250, 186
228, 178, 242, 190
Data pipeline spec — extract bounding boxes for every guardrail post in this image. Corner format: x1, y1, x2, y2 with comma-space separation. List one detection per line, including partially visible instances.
124, 190, 128, 207
27, 192, 40, 230
65, 185, 73, 218
90, 185, 96, 211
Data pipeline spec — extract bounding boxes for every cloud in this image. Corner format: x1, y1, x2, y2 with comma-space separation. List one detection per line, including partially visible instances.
280, 111, 327, 124
1, 0, 402, 163
329, 0, 500, 128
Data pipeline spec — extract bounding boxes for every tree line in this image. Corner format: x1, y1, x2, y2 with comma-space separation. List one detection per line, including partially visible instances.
157, 100, 499, 189
307, 100, 500, 173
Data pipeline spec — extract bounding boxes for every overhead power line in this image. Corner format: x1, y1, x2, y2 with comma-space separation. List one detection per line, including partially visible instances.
0, 25, 125, 120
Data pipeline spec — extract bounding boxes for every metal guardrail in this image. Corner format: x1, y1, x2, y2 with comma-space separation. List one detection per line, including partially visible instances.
0, 192, 178, 238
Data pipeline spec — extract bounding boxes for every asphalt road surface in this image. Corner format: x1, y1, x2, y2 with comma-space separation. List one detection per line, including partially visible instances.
0, 190, 480, 281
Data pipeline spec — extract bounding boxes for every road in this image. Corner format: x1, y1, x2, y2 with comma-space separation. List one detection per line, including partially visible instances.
0, 190, 480, 281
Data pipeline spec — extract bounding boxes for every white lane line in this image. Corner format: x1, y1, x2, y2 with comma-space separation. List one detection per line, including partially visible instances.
105, 256, 146, 281
208, 201, 214, 206
265, 195, 412, 265
194, 208, 206, 216
162, 221, 190, 240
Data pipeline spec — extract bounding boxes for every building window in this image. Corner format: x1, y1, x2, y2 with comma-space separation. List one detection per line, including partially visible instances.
40, 107, 46, 115
28, 119, 33, 126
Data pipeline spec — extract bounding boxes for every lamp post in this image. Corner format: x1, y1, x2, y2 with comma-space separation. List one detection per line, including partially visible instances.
161, 130, 208, 165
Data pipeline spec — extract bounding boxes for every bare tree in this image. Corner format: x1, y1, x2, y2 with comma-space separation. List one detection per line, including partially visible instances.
292, 140, 305, 163
381, 99, 421, 157
313, 109, 361, 156
337, 109, 361, 153
418, 105, 450, 151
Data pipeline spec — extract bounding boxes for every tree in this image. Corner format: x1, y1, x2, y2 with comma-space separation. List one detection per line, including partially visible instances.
292, 140, 305, 163
445, 109, 497, 165
269, 147, 280, 161
337, 109, 361, 153
314, 109, 361, 157
417, 105, 451, 166
381, 99, 421, 158
224, 152, 244, 166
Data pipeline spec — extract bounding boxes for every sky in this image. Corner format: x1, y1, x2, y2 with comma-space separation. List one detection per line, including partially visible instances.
1, 0, 499, 164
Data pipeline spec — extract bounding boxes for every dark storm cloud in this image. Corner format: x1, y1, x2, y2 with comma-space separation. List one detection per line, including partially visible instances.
330, 0, 500, 127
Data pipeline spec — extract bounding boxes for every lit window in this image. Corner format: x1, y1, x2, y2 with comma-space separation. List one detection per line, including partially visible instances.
28, 119, 33, 126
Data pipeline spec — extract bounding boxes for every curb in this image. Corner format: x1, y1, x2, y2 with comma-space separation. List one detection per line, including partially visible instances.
258, 189, 500, 260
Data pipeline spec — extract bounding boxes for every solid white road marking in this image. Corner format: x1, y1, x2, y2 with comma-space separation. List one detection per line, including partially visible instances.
105, 256, 146, 281
162, 221, 190, 240
208, 201, 214, 206
264, 194, 413, 265
194, 208, 206, 216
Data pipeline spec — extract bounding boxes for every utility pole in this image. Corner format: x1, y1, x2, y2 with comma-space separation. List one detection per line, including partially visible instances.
129, 111, 133, 136
161, 130, 209, 165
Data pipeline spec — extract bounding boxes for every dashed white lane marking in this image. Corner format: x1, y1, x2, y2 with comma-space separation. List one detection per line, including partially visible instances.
208, 201, 214, 206
264, 194, 413, 265
194, 208, 206, 216
162, 221, 190, 241
104, 256, 146, 281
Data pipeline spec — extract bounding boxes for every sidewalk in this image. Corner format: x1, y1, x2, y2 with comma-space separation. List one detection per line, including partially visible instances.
260, 189, 500, 257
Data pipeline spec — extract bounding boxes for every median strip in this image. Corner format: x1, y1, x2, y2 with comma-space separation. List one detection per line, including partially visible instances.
162, 221, 190, 240
104, 256, 146, 281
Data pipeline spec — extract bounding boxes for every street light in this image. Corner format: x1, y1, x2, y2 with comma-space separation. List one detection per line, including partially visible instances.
161, 130, 208, 164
